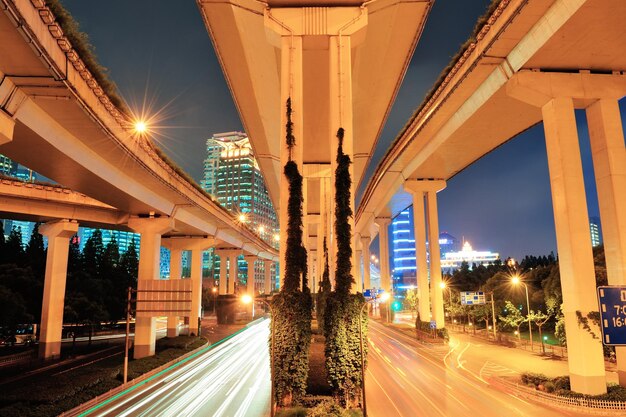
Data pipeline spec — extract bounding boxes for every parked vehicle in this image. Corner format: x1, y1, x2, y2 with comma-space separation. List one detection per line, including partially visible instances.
0, 324, 37, 347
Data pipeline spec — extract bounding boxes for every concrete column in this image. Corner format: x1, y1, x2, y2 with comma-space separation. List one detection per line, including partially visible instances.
228, 253, 238, 294
586, 98, 626, 385
246, 256, 258, 296
189, 248, 204, 336
360, 236, 371, 290
218, 251, 227, 294
38, 219, 78, 360
167, 248, 182, 337
0, 109, 15, 145
128, 217, 173, 359
542, 97, 606, 394
263, 260, 273, 294
375, 218, 391, 293
426, 191, 445, 329
317, 221, 325, 290
407, 188, 430, 322
278, 35, 304, 289
329, 34, 357, 292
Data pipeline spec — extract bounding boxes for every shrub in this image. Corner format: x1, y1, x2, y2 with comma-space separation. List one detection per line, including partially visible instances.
521, 372, 549, 387
307, 399, 361, 417
276, 406, 308, 417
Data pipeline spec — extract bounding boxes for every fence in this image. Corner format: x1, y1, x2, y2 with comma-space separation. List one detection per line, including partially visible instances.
496, 377, 626, 415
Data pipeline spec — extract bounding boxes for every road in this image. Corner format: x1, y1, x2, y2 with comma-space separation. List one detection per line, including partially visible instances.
84, 319, 270, 417
365, 320, 588, 417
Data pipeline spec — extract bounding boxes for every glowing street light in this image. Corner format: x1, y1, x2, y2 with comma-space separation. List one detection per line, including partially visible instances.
439, 282, 446, 289
512, 275, 533, 350
238, 213, 248, 223
134, 120, 147, 134
258, 225, 266, 234
273, 233, 280, 242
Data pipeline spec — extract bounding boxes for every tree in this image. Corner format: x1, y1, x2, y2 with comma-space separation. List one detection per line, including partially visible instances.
119, 239, 139, 289
499, 300, 525, 339
5, 226, 25, 265
405, 288, 419, 319
82, 229, 104, 276
474, 303, 492, 332
25, 223, 46, 279
529, 297, 556, 354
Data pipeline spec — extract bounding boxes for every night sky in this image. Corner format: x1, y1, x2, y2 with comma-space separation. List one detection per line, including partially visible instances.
59, 0, 625, 261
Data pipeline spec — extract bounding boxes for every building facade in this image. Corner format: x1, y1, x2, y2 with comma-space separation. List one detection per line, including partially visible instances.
589, 216, 603, 248
201, 132, 278, 290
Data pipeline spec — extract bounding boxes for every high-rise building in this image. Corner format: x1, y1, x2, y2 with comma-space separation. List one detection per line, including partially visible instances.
390, 207, 469, 290
78, 227, 139, 255
441, 241, 500, 271
201, 131, 278, 288
589, 216, 603, 247
0, 154, 17, 177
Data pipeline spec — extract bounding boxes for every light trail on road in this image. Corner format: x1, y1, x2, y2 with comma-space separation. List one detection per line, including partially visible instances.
366, 320, 588, 417
85, 319, 270, 417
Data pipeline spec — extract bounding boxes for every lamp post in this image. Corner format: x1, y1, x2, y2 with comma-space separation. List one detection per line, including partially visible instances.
242, 295, 275, 417
512, 276, 533, 351
212, 287, 218, 316
358, 301, 370, 417
487, 291, 497, 340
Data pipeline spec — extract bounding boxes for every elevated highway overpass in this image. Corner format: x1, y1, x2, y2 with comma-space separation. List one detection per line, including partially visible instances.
355, 0, 626, 394
0, 0, 276, 360
198, 0, 434, 287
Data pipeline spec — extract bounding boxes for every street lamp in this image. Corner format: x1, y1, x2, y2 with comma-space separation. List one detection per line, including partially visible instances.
134, 120, 147, 134
238, 213, 248, 223
211, 287, 218, 315
358, 301, 370, 417
241, 295, 275, 417
512, 276, 533, 351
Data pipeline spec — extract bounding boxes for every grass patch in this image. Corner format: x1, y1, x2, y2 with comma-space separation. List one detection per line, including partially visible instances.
0, 336, 206, 417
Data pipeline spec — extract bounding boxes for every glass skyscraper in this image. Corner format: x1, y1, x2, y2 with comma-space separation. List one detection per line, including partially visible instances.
201, 132, 278, 287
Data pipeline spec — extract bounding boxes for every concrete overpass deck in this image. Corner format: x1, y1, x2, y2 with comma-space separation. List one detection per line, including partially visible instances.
0, 0, 276, 260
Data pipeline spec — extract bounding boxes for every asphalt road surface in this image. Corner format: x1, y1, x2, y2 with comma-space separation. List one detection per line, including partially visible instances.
365, 320, 589, 417
85, 319, 270, 417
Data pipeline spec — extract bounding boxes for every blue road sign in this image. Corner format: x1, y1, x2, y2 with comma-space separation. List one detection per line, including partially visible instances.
460, 291, 486, 306
597, 286, 626, 346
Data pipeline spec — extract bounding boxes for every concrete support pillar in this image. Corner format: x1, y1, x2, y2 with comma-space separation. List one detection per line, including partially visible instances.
228, 253, 238, 294
278, 35, 304, 289
167, 248, 182, 337
374, 218, 391, 293
586, 98, 626, 385
218, 251, 227, 294
189, 248, 204, 336
329, 34, 358, 292
128, 217, 174, 359
407, 188, 431, 322
426, 191, 445, 329
542, 97, 606, 394
317, 221, 325, 290
0, 109, 15, 145
360, 236, 371, 290
246, 256, 258, 296
263, 260, 273, 294
38, 219, 79, 360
